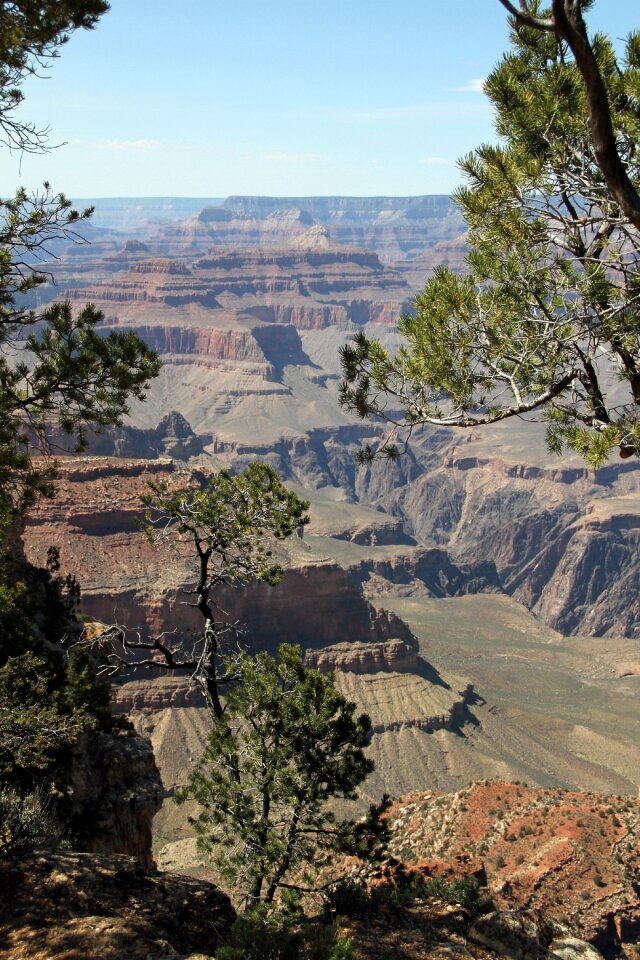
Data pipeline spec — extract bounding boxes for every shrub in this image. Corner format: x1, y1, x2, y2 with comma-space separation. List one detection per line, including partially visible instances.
328, 874, 492, 918
325, 879, 370, 916
215, 902, 355, 960
0, 788, 66, 857
415, 876, 493, 916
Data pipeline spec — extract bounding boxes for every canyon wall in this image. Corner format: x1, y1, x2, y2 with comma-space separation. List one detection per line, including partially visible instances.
26, 196, 640, 644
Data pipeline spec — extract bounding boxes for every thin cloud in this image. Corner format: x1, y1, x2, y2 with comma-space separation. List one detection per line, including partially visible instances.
261, 151, 323, 163
292, 101, 489, 125
451, 77, 486, 94
70, 138, 162, 151
312, 104, 444, 123
420, 156, 455, 167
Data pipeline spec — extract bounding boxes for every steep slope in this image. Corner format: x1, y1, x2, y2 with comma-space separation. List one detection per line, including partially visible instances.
384, 781, 640, 955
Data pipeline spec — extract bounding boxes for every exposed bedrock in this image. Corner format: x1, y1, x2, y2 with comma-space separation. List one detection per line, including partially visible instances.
304, 637, 418, 674
101, 322, 317, 380
23, 457, 417, 653
230, 424, 431, 498
532, 513, 640, 636
48, 411, 209, 460
219, 195, 467, 259
54, 233, 414, 329
385, 780, 640, 957
110, 637, 424, 714
100, 562, 417, 657
70, 729, 162, 869
354, 549, 500, 598
381, 452, 640, 638
114, 324, 267, 362
242, 298, 406, 328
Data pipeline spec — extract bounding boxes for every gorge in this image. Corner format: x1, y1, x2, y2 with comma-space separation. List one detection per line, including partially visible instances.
14, 195, 640, 956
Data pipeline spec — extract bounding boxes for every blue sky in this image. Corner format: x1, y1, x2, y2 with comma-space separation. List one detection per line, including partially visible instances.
7, 1, 638, 198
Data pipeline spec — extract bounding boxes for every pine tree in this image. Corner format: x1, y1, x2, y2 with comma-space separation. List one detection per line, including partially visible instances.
108, 463, 310, 720
340, 3, 640, 466
179, 644, 387, 906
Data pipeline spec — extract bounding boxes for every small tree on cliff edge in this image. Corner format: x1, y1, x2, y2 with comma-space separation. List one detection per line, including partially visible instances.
178, 643, 388, 907
340, 2, 640, 467
104, 462, 309, 719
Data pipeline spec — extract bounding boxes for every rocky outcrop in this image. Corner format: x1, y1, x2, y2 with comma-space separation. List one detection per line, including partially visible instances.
531, 509, 640, 636
70, 729, 163, 869
355, 549, 500, 598
111, 677, 206, 715
220, 195, 466, 260
0, 850, 235, 959
50, 412, 209, 460
25, 193, 640, 643
23, 457, 417, 657
304, 637, 418, 674
54, 234, 413, 332
368, 684, 474, 736
469, 911, 605, 960
383, 780, 640, 957
375, 447, 640, 637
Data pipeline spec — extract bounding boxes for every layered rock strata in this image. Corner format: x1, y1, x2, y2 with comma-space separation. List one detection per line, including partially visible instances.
54, 234, 413, 331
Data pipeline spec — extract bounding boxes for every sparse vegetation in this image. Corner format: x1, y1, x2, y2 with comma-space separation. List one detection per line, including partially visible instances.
0, 787, 66, 857
326, 873, 492, 918
214, 900, 355, 960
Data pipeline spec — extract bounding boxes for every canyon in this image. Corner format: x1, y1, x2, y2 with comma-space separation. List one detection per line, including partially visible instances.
18, 196, 640, 955
26, 191, 640, 764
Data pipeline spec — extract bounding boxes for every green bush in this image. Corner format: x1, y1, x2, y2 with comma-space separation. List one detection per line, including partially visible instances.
325, 879, 370, 916
215, 903, 355, 960
411, 875, 493, 916
0, 579, 34, 659
327, 872, 492, 918
65, 647, 112, 729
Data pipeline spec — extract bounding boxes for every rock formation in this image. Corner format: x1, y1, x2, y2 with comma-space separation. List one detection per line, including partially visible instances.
381, 780, 640, 956
70, 729, 162, 870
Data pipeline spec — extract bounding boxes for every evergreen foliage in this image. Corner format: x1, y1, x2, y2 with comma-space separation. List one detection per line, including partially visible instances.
109, 463, 309, 719
0, 1, 109, 153
0, 557, 112, 786
216, 900, 355, 960
0, 2, 157, 805
178, 643, 388, 906
0, 786, 67, 858
0, 197, 161, 517
326, 873, 492, 917
0, 652, 85, 781
340, 3, 640, 466
0, 1, 159, 521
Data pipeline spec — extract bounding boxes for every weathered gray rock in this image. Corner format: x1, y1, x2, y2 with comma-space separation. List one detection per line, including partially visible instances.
469, 911, 604, 960
548, 937, 605, 960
